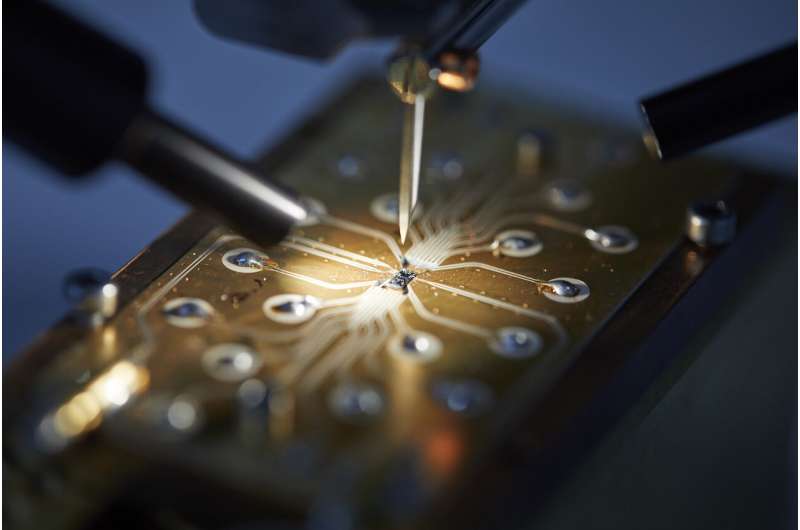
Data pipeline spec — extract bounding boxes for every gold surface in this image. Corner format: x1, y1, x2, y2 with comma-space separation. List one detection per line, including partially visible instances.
7, 79, 744, 527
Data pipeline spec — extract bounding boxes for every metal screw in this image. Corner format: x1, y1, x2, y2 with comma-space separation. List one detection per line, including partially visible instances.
685, 200, 737, 246
63, 268, 119, 327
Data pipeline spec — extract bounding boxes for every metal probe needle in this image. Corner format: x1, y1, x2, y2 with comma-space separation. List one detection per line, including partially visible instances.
398, 94, 425, 244
387, 53, 432, 245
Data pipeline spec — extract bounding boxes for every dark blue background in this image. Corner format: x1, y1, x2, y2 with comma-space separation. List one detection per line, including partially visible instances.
3, 0, 796, 356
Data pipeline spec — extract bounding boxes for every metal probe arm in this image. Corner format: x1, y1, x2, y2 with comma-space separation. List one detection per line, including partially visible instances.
5, 1, 306, 249
195, 0, 531, 246
639, 43, 797, 160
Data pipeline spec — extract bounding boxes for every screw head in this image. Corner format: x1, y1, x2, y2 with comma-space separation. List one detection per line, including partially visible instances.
686, 200, 737, 247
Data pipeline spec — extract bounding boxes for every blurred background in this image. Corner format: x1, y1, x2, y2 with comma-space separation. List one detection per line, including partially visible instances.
2, 1, 797, 528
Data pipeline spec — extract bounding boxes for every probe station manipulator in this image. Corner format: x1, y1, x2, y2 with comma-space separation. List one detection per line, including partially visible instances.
6, 0, 517, 248
6, 1, 796, 250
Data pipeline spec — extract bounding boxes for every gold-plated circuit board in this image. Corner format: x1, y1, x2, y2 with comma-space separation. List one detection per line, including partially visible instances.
5, 78, 748, 529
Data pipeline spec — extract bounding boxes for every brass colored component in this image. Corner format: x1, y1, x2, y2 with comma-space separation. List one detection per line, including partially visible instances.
386, 54, 434, 103
432, 49, 480, 92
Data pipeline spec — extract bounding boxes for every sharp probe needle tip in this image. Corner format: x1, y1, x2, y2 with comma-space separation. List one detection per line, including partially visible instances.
398, 95, 425, 246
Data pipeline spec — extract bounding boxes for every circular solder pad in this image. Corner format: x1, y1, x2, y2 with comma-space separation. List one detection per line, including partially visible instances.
328, 381, 386, 422
237, 378, 268, 409
263, 294, 321, 325
388, 331, 442, 363
490, 327, 543, 359
492, 229, 543, 258
542, 179, 592, 212
426, 152, 464, 182
589, 225, 638, 254
542, 277, 590, 304
222, 248, 271, 273
131, 393, 205, 440
202, 343, 263, 382
165, 395, 203, 434
162, 297, 215, 328
370, 193, 424, 224
431, 379, 494, 417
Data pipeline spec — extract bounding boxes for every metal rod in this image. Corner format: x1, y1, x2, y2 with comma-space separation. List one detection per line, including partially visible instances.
422, 0, 529, 63
640, 43, 797, 160
119, 110, 307, 248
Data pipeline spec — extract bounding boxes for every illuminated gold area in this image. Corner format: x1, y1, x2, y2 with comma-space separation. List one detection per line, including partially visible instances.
386, 55, 433, 104
53, 391, 101, 438
87, 361, 148, 409
41, 361, 149, 448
